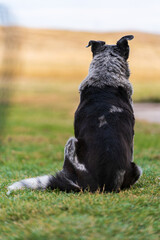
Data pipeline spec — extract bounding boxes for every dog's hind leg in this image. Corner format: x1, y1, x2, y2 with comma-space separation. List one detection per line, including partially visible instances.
121, 162, 142, 190
63, 137, 78, 168
63, 137, 98, 192
48, 137, 82, 192
63, 137, 87, 173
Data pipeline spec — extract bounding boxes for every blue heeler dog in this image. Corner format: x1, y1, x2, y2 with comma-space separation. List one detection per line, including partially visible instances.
7, 35, 142, 194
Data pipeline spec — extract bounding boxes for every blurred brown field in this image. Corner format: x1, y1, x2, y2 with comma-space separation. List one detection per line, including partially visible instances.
0, 26, 160, 102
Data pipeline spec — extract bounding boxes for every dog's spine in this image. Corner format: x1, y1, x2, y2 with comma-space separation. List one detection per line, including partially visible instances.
7, 171, 80, 195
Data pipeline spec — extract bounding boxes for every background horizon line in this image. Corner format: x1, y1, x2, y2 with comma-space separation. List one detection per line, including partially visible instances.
0, 23, 160, 36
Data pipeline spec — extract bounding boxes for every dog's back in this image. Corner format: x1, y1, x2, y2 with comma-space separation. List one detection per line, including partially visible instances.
75, 85, 135, 191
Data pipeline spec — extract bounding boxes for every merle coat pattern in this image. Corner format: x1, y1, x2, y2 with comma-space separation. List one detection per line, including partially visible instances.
7, 35, 142, 194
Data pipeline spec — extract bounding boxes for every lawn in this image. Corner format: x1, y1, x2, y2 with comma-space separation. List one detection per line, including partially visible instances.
0, 81, 160, 240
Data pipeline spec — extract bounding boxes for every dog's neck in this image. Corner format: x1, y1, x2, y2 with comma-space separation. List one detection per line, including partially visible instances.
79, 53, 133, 99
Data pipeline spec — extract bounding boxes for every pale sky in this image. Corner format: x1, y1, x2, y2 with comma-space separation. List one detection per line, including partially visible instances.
0, 0, 160, 33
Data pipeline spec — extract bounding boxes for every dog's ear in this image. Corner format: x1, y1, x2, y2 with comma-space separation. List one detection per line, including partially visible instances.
86, 40, 106, 57
117, 35, 134, 60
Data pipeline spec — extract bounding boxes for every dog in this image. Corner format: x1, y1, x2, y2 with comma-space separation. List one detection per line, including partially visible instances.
7, 35, 142, 195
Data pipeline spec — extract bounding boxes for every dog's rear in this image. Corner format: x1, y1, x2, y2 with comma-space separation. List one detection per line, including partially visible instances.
7, 35, 142, 194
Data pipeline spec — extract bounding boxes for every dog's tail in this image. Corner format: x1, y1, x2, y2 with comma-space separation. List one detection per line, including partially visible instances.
7, 171, 80, 195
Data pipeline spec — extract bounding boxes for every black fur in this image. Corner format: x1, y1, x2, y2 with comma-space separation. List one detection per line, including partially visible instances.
86, 40, 106, 57
117, 35, 134, 60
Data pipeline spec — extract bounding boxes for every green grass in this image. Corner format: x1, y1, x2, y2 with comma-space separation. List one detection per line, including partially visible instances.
132, 82, 160, 102
0, 101, 160, 240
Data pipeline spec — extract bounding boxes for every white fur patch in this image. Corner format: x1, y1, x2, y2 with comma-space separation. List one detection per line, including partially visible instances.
74, 156, 87, 172
68, 156, 87, 172
109, 105, 123, 113
7, 175, 50, 195
134, 166, 143, 184
65, 137, 87, 172
137, 166, 143, 177
7, 181, 24, 195
98, 115, 107, 127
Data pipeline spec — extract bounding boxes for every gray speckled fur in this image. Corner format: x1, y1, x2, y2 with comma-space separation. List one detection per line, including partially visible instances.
114, 170, 126, 191
79, 49, 133, 99
98, 115, 107, 127
109, 105, 123, 113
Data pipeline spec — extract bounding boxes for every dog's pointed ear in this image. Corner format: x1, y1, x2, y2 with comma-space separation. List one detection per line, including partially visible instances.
86, 40, 106, 57
117, 35, 134, 60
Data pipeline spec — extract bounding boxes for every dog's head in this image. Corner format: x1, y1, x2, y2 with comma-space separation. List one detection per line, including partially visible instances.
79, 35, 134, 96
86, 35, 134, 60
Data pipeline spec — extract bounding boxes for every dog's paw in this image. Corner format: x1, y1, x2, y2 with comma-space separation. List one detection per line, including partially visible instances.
64, 137, 78, 161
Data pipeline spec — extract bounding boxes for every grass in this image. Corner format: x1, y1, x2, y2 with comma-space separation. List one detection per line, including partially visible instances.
0, 81, 160, 239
